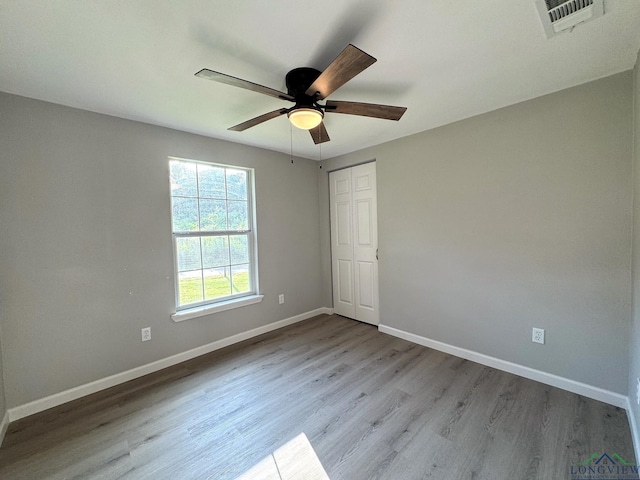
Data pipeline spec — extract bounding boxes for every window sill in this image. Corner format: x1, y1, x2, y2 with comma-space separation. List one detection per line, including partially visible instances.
171, 294, 264, 323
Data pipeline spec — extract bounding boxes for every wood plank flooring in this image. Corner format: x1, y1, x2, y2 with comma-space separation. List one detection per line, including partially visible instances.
0, 314, 636, 479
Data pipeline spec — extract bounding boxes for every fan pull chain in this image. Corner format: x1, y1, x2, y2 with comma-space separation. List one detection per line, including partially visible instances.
290, 122, 294, 164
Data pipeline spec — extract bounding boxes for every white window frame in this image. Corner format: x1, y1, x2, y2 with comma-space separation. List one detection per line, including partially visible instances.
169, 157, 262, 322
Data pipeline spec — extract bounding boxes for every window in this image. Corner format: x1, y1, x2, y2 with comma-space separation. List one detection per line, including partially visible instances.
169, 158, 258, 312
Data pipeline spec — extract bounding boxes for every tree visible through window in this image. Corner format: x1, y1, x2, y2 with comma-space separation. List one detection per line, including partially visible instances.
170, 159, 256, 309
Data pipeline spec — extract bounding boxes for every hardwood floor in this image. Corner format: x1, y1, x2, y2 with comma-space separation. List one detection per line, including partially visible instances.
0, 314, 636, 479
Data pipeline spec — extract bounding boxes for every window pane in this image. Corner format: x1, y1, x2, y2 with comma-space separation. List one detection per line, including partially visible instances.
231, 264, 250, 294
176, 237, 202, 272
170, 161, 197, 197
171, 159, 254, 309
178, 270, 203, 305
198, 165, 226, 199
226, 169, 247, 200
204, 267, 231, 300
202, 236, 229, 268
229, 234, 249, 264
172, 197, 199, 232
227, 201, 248, 230
199, 199, 227, 231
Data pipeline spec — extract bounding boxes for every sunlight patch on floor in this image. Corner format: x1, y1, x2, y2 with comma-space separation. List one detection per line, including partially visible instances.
234, 433, 330, 480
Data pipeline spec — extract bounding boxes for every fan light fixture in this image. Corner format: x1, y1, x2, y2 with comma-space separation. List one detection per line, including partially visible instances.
288, 107, 323, 130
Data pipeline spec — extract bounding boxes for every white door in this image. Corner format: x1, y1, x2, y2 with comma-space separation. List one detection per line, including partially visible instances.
329, 162, 379, 325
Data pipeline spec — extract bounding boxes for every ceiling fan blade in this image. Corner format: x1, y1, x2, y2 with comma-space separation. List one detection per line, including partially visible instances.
228, 109, 289, 132
309, 122, 330, 144
325, 100, 407, 121
305, 44, 376, 100
196, 69, 294, 102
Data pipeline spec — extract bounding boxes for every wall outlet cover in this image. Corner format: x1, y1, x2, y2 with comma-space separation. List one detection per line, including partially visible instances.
532, 327, 545, 344
141, 327, 151, 342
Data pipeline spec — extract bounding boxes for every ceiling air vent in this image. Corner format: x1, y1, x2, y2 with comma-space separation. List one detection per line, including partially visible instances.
536, 0, 604, 38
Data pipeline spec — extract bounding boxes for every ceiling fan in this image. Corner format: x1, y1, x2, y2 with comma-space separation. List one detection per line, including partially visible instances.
195, 44, 407, 144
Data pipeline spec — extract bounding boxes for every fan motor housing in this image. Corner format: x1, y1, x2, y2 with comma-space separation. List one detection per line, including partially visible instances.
285, 67, 321, 100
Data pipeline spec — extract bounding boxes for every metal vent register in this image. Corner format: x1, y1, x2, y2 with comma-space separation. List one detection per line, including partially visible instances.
536, 0, 604, 38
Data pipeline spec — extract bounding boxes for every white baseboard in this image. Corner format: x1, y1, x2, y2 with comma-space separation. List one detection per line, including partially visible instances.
8, 308, 332, 422
378, 324, 628, 409
626, 397, 640, 463
0, 410, 9, 447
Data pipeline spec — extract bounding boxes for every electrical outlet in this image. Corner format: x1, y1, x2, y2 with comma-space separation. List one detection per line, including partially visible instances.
532, 327, 545, 344
278, 294, 285, 305
141, 327, 151, 342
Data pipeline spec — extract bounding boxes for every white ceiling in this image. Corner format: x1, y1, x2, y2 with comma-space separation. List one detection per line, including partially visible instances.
1, 0, 639, 160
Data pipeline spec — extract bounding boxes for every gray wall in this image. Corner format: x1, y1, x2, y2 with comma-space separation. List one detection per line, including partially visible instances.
320, 72, 633, 394
0, 93, 323, 409
630, 49, 640, 448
